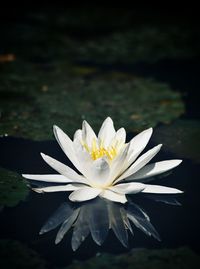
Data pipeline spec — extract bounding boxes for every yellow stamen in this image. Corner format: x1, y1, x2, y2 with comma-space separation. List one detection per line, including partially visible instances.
83, 138, 120, 161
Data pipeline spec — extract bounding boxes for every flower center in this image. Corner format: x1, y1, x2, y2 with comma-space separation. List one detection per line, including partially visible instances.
83, 138, 123, 161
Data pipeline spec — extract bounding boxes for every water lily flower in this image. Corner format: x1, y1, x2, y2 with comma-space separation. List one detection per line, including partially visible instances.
23, 117, 182, 204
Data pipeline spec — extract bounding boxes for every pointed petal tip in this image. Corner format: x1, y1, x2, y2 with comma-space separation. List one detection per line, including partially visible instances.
32, 188, 43, 193
53, 124, 60, 132
106, 116, 112, 120
55, 238, 60, 245
72, 246, 77, 252
40, 152, 51, 160
155, 144, 162, 150
40, 152, 47, 160
22, 174, 39, 181
177, 189, 184, 194
147, 127, 153, 133
142, 184, 184, 194
104, 116, 113, 124
53, 125, 66, 139
170, 159, 182, 168
138, 127, 153, 137
82, 120, 86, 127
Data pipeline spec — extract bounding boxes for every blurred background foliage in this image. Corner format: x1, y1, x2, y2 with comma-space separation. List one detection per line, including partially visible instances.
1, 7, 198, 139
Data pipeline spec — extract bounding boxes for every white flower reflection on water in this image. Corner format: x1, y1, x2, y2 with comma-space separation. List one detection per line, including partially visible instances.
23, 117, 182, 203
39, 196, 180, 251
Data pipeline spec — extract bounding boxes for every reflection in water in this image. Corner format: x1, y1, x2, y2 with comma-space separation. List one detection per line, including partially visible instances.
39, 196, 179, 251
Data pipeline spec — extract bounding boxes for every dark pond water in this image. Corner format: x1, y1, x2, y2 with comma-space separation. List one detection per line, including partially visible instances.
0, 131, 199, 267
0, 8, 200, 268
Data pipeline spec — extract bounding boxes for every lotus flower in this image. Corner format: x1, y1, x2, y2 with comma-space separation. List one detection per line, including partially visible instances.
23, 117, 182, 203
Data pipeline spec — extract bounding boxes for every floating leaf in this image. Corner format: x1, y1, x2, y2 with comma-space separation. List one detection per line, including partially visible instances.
0, 239, 46, 269
153, 119, 200, 163
0, 73, 184, 140
66, 247, 200, 269
0, 167, 28, 208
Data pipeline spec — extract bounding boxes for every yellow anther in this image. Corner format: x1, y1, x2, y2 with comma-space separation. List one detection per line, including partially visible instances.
82, 139, 120, 161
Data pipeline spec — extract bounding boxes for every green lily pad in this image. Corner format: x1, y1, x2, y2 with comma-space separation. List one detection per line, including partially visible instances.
66, 247, 200, 269
153, 119, 200, 163
0, 63, 184, 139
0, 239, 46, 269
0, 167, 29, 208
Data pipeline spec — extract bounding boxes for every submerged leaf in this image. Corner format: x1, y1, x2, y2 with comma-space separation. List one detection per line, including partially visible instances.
66, 247, 200, 269
153, 119, 200, 163
0, 239, 46, 269
0, 167, 28, 208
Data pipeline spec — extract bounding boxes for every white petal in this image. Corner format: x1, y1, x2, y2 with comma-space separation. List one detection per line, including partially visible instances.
22, 174, 73, 183
100, 190, 127, 203
98, 117, 116, 148
32, 184, 83, 193
142, 184, 183, 194
116, 144, 162, 182
108, 143, 130, 184
82, 120, 97, 147
128, 160, 182, 181
112, 128, 126, 145
53, 125, 82, 172
40, 153, 88, 184
129, 127, 153, 154
121, 128, 153, 172
69, 187, 101, 202
128, 128, 153, 162
73, 138, 94, 181
73, 129, 82, 141
110, 182, 145, 194
90, 158, 110, 187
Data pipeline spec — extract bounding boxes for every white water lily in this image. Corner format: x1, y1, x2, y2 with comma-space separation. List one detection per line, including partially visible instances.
23, 117, 183, 204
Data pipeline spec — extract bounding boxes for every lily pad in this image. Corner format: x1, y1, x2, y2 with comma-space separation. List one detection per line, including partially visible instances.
0, 64, 184, 139
0, 239, 46, 269
0, 167, 28, 208
153, 119, 200, 163
66, 247, 200, 269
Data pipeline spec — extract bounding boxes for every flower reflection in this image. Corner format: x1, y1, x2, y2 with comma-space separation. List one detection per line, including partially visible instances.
39, 196, 180, 251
